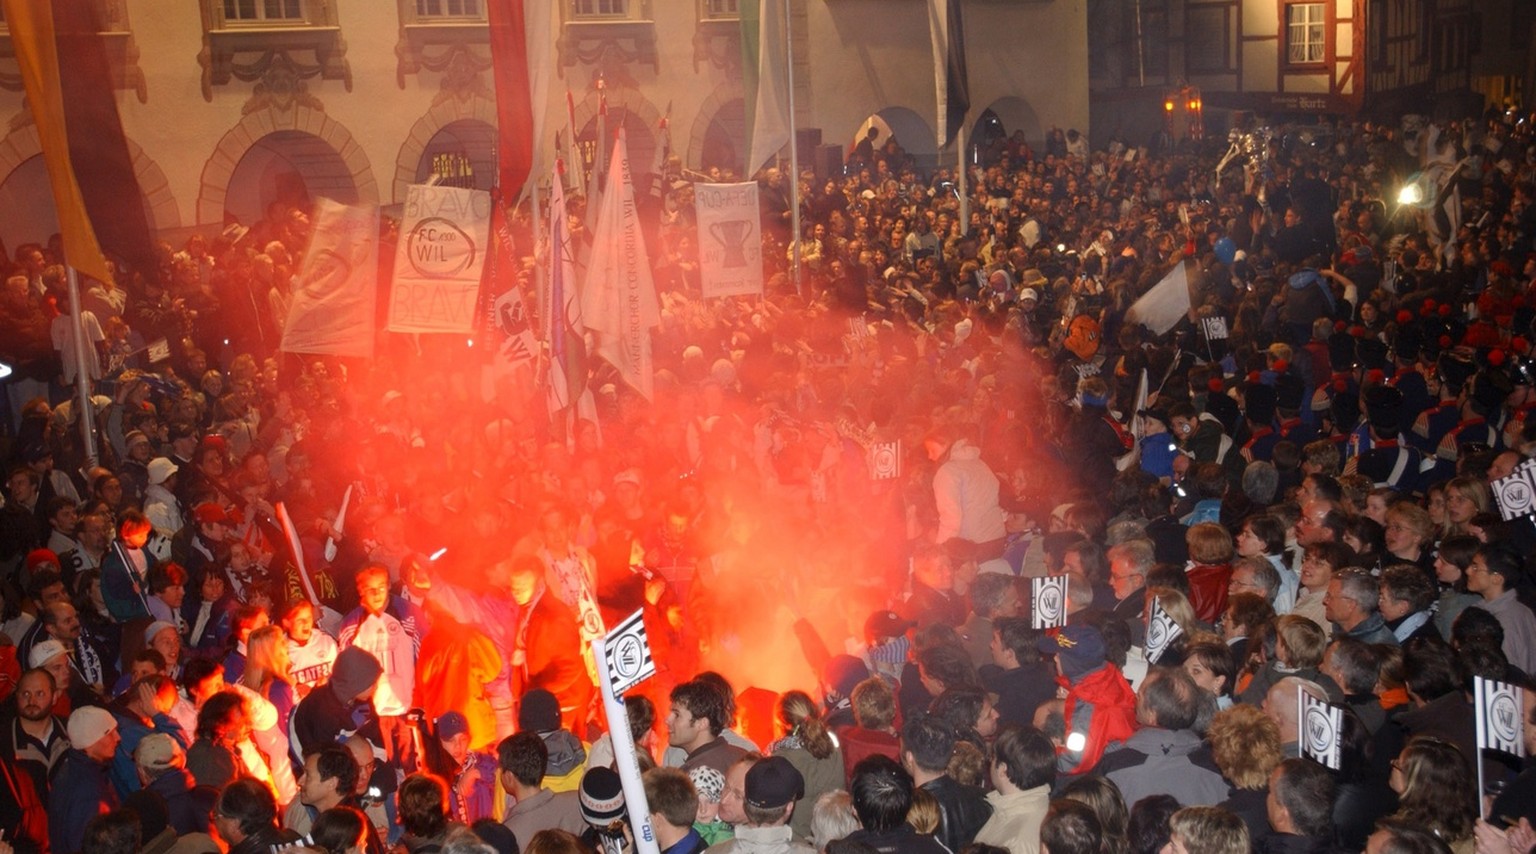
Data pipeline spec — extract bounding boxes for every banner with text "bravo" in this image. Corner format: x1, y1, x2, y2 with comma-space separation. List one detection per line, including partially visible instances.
388, 184, 493, 334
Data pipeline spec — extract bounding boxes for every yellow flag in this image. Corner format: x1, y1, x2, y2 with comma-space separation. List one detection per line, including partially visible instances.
2, 0, 113, 285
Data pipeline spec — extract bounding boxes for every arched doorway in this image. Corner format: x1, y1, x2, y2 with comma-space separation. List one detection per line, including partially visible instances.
576, 111, 657, 191
224, 130, 358, 227
700, 98, 745, 177
850, 107, 937, 173
413, 119, 497, 191
0, 154, 162, 254
975, 96, 1044, 149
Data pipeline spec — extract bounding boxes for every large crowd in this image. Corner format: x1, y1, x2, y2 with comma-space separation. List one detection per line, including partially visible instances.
1, 104, 1536, 854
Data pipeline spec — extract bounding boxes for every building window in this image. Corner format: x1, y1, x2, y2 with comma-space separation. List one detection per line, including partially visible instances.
415, 0, 483, 18
700, 0, 739, 20
572, 0, 630, 18
1286, 2, 1326, 64
222, 0, 305, 23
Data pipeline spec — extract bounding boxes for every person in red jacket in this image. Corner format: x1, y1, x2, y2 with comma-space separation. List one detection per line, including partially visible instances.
1184, 522, 1234, 625
510, 555, 594, 736
1036, 625, 1137, 776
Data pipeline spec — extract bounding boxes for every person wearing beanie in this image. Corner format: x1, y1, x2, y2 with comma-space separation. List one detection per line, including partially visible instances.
498, 731, 587, 848
142, 457, 182, 541
134, 732, 217, 837
519, 688, 589, 793
292, 645, 383, 756
579, 766, 632, 854
687, 765, 734, 846
1036, 625, 1137, 775
50, 705, 121, 854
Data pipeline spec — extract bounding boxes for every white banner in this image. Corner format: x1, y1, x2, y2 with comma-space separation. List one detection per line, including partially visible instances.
582, 131, 661, 400
387, 184, 492, 334
281, 198, 378, 358
1127, 261, 1192, 335
695, 182, 764, 299
1032, 575, 1068, 630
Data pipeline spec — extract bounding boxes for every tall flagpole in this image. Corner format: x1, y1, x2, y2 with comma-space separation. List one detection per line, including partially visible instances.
957, 123, 969, 235
785, 0, 802, 297
65, 267, 97, 466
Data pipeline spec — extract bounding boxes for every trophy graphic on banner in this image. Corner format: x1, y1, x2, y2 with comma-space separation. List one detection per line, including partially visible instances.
709, 219, 755, 268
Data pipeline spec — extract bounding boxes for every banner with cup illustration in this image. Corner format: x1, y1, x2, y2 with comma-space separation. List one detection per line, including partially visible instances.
695, 182, 763, 299
387, 184, 493, 334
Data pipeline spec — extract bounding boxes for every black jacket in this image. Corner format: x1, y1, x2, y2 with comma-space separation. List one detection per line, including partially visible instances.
228, 825, 302, 854
920, 775, 992, 853
981, 661, 1056, 729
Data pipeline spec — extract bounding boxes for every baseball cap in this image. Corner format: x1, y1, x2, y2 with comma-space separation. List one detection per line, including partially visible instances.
28, 639, 67, 669
134, 732, 184, 772
67, 706, 118, 750
745, 756, 804, 810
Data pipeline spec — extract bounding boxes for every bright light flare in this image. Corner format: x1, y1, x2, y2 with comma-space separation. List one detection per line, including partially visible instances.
1397, 184, 1424, 206
1066, 732, 1087, 752
430, 547, 448, 561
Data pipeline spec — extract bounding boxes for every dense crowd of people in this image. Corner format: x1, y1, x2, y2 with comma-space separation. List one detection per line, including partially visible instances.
2, 103, 1536, 854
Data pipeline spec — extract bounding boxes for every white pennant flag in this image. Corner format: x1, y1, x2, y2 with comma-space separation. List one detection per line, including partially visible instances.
1475, 676, 1525, 757
604, 608, 657, 697
746, 0, 791, 177
1299, 690, 1343, 770
1145, 597, 1182, 665
1127, 261, 1192, 335
1032, 575, 1068, 630
1491, 459, 1536, 521
581, 130, 661, 400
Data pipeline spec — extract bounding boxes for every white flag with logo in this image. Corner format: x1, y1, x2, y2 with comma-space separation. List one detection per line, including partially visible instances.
869, 440, 902, 481
1492, 459, 1536, 521
1299, 690, 1343, 770
604, 608, 656, 697
582, 130, 661, 400
1145, 597, 1182, 665
1475, 676, 1525, 757
1032, 575, 1068, 630
387, 184, 492, 334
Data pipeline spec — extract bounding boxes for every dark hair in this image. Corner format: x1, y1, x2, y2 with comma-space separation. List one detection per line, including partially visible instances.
82, 807, 141, 854
1451, 606, 1505, 651
928, 689, 987, 743
918, 644, 980, 691
1064, 540, 1110, 584
643, 767, 699, 828
195, 690, 246, 742
1379, 565, 1435, 613
693, 671, 739, 727
1401, 638, 1459, 702
180, 656, 223, 694
1476, 542, 1525, 587
1271, 758, 1335, 838
1243, 515, 1288, 556
312, 806, 369, 854
218, 777, 279, 837
1369, 816, 1454, 854
671, 680, 730, 737
398, 773, 450, 839
900, 714, 957, 774
312, 746, 360, 801
1304, 474, 1343, 503
1127, 794, 1180, 854
1390, 736, 1475, 843
1185, 641, 1236, 699
849, 755, 913, 831
26, 567, 63, 602
498, 732, 549, 787
994, 617, 1042, 665
1060, 776, 1130, 854
991, 725, 1056, 791
1137, 668, 1201, 731
148, 562, 188, 595
1042, 799, 1104, 854
472, 819, 522, 854
1436, 536, 1480, 591
1325, 638, 1380, 695
970, 574, 1017, 619
625, 694, 656, 742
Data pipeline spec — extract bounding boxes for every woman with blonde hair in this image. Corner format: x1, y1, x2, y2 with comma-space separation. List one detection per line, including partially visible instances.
771, 690, 844, 841
1162, 807, 1248, 854
1383, 503, 1435, 576
1388, 736, 1476, 854
1206, 705, 1281, 844
1443, 476, 1491, 538
240, 624, 296, 735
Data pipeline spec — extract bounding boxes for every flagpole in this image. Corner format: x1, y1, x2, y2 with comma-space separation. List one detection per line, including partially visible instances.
957, 123, 969, 236
784, 0, 802, 298
65, 266, 97, 467
592, 636, 661, 854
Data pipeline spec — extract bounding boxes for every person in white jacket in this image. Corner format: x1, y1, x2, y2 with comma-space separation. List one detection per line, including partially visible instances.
973, 725, 1056, 854
924, 429, 1007, 558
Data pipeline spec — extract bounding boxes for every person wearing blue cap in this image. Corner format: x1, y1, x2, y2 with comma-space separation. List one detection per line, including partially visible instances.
433, 710, 498, 824
1035, 625, 1136, 775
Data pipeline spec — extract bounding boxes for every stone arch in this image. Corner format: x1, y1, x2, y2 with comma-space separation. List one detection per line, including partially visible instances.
0, 122, 180, 241
851, 106, 937, 171
197, 105, 377, 226
975, 96, 1044, 148
571, 86, 662, 177
393, 94, 499, 202
686, 82, 745, 173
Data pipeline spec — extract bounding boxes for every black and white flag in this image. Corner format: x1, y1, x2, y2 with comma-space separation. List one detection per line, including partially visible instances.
1032, 575, 1068, 630
1145, 597, 1182, 665
1475, 676, 1525, 757
869, 441, 902, 481
1492, 459, 1536, 521
604, 608, 656, 697
1299, 690, 1343, 770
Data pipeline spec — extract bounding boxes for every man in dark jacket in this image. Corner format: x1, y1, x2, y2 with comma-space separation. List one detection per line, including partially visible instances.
980, 618, 1056, 729
900, 714, 990, 852
133, 732, 216, 836
1263, 759, 1345, 854
292, 645, 383, 755
49, 705, 121, 854
213, 778, 301, 854
846, 755, 949, 854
